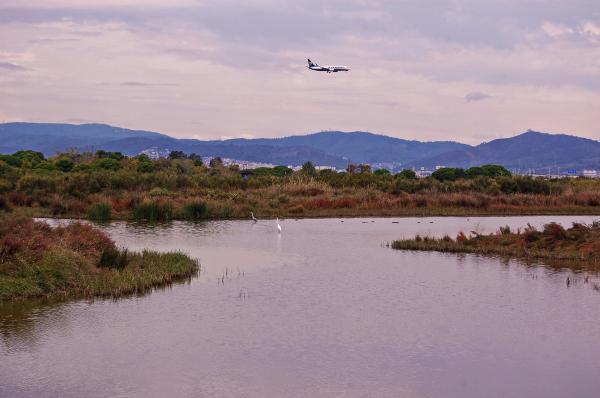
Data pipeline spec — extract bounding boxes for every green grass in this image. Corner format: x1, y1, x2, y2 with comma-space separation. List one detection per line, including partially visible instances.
133, 201, 173, 221
87, 203, 112, 221
0, 249, 198, 301
180, 201, 208, 220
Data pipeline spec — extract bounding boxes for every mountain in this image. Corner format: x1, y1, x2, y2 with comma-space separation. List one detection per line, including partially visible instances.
0, 123, 469, 168
405, 131, 600, 172
0, 123, 165, 155
0, 123, 350, 167
226, 131, 469, 165
1, 123, 599, 172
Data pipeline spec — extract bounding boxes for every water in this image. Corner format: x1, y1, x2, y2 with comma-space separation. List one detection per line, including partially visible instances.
2, 216, 600, 398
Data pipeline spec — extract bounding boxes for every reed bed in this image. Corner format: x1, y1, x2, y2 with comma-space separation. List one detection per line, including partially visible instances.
392, 222, 600, 268
0, 215, 198, 301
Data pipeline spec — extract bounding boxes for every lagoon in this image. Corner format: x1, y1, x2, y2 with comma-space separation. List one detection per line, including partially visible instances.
1, 216, 600, 398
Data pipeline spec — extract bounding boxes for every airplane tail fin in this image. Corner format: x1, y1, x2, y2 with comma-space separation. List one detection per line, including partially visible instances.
307, 58, 318, 67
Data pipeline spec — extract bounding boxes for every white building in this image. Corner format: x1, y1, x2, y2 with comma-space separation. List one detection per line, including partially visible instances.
582, 170, 598, 178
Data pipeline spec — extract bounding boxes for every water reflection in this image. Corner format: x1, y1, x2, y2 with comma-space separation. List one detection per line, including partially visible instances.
2, 216, 600, 398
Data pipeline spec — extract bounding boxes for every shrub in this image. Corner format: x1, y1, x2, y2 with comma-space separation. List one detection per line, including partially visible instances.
133, 201, 173, 221
93, 158, 122, 171
499, 225, 511, 235
137, 161, 156, 173
99, 248, 129, 269
543, 222, 567, 240
181, 201, 208, 220
397, 169, 417, 180
55, 158, 75, 172
87, 203, 112, 221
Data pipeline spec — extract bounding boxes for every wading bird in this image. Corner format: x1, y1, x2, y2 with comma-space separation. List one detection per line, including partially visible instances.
251, 212, 257, 222
276, 218, 282, 233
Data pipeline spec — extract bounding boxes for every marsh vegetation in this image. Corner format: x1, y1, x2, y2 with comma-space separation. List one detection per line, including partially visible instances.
392, 221, 600, 269
2, 149, 600, 220
0, 215, 198, 301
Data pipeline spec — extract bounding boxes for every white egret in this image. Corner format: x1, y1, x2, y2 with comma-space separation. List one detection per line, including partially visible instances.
251, 212, 257, 222
276, 217, 282, 233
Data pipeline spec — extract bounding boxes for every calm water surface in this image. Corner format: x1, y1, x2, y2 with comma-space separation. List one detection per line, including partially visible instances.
2, 216, 600, 398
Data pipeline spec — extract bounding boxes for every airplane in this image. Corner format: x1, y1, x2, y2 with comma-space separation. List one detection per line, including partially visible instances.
307, 59, 350, 73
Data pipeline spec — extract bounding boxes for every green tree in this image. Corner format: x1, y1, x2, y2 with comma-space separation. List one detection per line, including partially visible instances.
374, 168, 391, 176
93, 158, 122, 171
358, 164, 372, 174
189, 153, 203, 167
209, 157, 223, 168
431, 167, 466, 182
397, 169, 417, 179
169, 150, 187, 160
301, 161, 316, 176
137, 161, 155, 173
55, 158, 75, 172
466, 164, 511, 178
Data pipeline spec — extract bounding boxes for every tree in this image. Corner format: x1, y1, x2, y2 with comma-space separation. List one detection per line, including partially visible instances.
13, 150, 44, 166
358, 164, 372, 174
137, 161, 155, 173
55, 158, 75, 172
397, 169, 417, 179
209, 157, 223, 168
374, 168, 391, 176
169, 150, 187, 160
346, 164, 357, 174
189, 153, 203, 167
95, 150, 124, 160
93, 158, 122, 171
466, 164, 511, 178
301, 161, 316, 176
431, 167, 466, 182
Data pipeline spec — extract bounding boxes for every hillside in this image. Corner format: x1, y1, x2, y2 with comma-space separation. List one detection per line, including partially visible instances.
405, 131, 600, 173
1, 123, 599, 172
226, 131, 469, 165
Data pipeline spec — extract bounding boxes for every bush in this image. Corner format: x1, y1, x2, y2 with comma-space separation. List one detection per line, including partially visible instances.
99, 248, 129, 269
397, 169, 417, 179
432, 168, 466, 182
137, 161, 155, 173
181, 201, 208, 220
499, 225, 511, 235
133, 201, 173, 221
55, 158, 75, 172
93, 158, 122, 171
87, 203, 112, 221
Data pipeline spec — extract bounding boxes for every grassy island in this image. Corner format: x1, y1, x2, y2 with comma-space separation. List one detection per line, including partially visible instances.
2, 150, 600, 220
392, 222, 600, 267
0, 215, 198, 301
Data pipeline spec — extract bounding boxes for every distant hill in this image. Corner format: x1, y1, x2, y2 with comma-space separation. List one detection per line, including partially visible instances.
405, 131, 600, 173
1, 123, 599, 172
226, 131, 469, 165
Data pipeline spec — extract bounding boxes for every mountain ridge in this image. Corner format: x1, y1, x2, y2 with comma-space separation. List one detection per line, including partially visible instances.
1, 123, 599, 172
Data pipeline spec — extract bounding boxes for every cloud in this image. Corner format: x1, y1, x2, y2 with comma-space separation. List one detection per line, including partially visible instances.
465, 92, 492, 102
0, 1, 599, 143
0, 61, 28, 71
120, 81, 179, 87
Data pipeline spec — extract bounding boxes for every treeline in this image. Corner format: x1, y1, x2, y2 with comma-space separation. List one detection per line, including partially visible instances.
1, 149, 599, 220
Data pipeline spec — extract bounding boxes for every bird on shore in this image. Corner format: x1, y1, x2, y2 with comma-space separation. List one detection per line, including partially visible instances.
276, 217, 282, 233
250, 212, 257, 222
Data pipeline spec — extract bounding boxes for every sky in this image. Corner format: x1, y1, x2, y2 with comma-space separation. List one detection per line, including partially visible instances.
0, 0, 599, 143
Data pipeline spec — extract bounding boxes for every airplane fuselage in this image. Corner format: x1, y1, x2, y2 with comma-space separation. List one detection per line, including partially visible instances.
307, 59, 350, 73
307, 65, 350, 73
